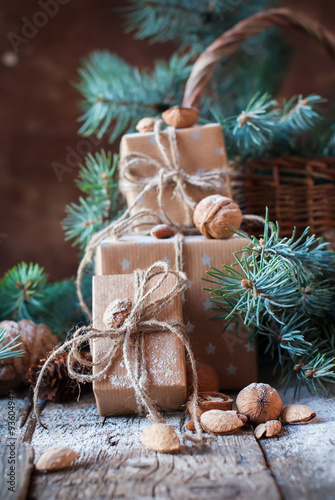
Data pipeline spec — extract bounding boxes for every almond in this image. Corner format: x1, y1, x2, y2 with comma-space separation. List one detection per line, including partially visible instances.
162, 106, 199, 128
136, 117, 156, 133
255, 420, 282, 439
103, 298, 132, 329
185, 419, 196, 432
200, 410, 244, 435
35, 446, 78, 471
141, 423, 180, 453
281, 404, 316, 424
150, 224, 176, 239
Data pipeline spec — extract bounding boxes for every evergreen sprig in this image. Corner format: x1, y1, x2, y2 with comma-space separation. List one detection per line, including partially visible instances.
62, 151, 125, 250
0, 263, 80, 339
219, 93, 328, 159
0, 328, 25, 360
124, 0, 277, 54
76, 52, 191, 142
203, 211, 335, 395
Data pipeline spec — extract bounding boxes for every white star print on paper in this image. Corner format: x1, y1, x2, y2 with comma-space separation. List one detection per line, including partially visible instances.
140, 240, 150, 247
162, 256, 171, 266
201, 254, 212, 266
191, 129, 201, 141
202, 299, 212, 311
148, 135, 156, 145
245, 342, 255, 353
226, 364, 237, 376
120, 258, 131, 271
137, 196, 145, 206
214, 146, 224, 157
187, 323, 195, 334
196, 168, 206, 175
206, 343, 216, 355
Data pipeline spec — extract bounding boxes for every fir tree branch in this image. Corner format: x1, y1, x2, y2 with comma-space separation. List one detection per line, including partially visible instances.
203, 210, 335, 394
0, 328, 25, 360
62, 151, 125, 249
76, 52, 191, 141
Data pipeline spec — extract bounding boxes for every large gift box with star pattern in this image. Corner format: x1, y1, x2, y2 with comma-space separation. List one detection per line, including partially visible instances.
119, 123, 231, 228
96, 234, 258, 389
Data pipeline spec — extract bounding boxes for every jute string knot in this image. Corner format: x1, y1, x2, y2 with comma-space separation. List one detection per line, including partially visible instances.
119, 119, 233, 228
34, 261, 204, 442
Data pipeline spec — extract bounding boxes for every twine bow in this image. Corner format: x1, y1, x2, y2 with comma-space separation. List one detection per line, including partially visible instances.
119, 119, 232, 228
34, 261, 204, 442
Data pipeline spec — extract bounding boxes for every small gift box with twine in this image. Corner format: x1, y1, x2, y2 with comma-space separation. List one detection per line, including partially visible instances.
119, 120, 231, 230
92, 265, 188, 417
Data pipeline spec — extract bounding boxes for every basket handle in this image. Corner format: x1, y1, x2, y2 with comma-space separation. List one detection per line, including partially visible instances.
182, 8, 335, 109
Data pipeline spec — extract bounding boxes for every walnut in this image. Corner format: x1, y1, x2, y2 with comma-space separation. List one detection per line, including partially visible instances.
103, 298, 132, 329
236, 383, 283, 425
186, 361, 220, 394
162, 106, 199, 128
187, 391, 233, 417
136, 117, 156, 133
193, 195, 242, 239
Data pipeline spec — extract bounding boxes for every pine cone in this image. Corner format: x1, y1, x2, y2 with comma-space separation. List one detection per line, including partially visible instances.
26, 351, 92, 402
0, 320, 59, 396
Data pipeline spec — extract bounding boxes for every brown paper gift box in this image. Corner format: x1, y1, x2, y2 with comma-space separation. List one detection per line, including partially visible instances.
119, 123, 231, 227
92, 273, 187, 417
96, 234, 258, 389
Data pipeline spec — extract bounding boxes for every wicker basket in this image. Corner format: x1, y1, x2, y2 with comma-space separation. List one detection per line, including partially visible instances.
182, 8, 335, 236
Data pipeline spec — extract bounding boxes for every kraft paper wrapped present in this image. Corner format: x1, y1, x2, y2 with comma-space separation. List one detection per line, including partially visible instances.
92, 273, 187, 417
96, 234, 258, 389
119, 123, 231, 228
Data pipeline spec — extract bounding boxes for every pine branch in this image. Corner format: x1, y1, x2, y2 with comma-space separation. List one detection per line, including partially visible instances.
76, 52, 191, 141
0, 328, 25, 360
62, 151, 125, 250
0, 263, 81, 339
203, 210, 335, 394
124, 0, 278, 53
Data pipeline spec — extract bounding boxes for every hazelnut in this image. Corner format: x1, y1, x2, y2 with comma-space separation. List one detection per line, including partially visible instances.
236, 383, 283, 425
281, 404, 316, 424
150, 224, 176, 239
187, 392, 233, 416
162, 106, 199, 128
186, 361, 220, 394
103, 298, 132, 329
193, 195, 242, 239
136, 117, 156, 133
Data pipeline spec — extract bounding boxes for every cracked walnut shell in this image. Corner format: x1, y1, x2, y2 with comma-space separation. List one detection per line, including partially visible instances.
236, 383, 283, 425
103, 298, 132, 328
193, 195, 242, 239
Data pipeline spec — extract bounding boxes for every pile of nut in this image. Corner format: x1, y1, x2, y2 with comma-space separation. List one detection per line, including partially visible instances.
140, 382, 316, 453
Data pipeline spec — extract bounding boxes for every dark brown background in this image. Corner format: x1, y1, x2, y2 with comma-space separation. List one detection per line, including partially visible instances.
1, 0, 335, 281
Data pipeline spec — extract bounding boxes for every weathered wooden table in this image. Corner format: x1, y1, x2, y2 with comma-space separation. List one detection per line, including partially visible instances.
1, 386, 334, 500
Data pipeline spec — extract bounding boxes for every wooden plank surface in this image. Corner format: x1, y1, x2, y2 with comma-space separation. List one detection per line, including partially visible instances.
0, 444, 34, 500
1, 387, 335, 499
27, 394, 280, 500
260, 388, 335, 500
